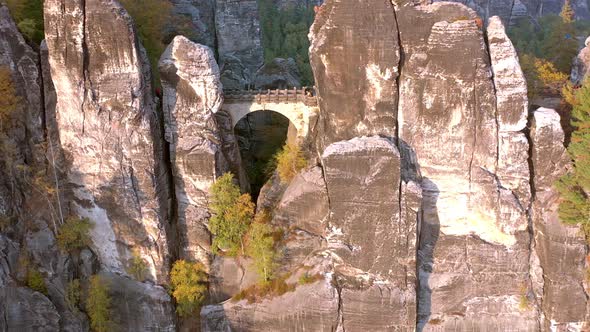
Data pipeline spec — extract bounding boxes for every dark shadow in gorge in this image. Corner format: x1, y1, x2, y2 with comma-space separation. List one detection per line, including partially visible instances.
234, 110, 292, 201
416, 177, 440, 331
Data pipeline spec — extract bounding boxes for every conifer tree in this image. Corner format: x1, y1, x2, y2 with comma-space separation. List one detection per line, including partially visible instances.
557, 80, 590, 240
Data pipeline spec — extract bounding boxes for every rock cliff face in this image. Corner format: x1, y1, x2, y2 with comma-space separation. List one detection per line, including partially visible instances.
215, 0, 264, 90
2, 0, 589, 330
43, 0, 175, 329
200, 1, 588, 330
159, 35, 227, 265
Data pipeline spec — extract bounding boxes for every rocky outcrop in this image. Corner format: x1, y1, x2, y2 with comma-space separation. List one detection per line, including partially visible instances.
253, 58, 302, 89
159, 35, 224, 265
309, 0, 400, 150
571, 36, 590, 86
0, 6, 45, 218
531, 108, 590, 330
215, 0, 264, 90
102, 272, 176, 331
44, 0, 171, 283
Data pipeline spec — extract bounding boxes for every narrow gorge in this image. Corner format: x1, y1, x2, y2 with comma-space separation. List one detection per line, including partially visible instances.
0, 0, 588, 331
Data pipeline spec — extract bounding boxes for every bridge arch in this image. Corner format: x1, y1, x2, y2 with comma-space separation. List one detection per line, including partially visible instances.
222, 88, 319, 143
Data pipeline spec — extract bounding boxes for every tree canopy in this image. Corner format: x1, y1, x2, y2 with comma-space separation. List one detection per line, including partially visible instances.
557, 80, 590, 239
170, 260, 208, 317
208, 173, 255, 256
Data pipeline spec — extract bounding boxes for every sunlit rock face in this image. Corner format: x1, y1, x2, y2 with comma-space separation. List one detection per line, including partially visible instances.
44, 0, 171, 283
531, 108, 590, 330
43, 0, 175, 329
309, 0, 400, 150
159, 35, 248, 266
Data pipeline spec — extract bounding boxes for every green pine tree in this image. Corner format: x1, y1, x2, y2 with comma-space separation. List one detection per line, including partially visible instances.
557, 80, 590, 240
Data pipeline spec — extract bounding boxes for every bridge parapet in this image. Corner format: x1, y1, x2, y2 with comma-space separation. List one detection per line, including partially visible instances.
223, 87, 318, 107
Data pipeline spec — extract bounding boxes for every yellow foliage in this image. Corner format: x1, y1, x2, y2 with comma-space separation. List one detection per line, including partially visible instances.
170, 260, 208, 317
0, 66, 20, 129
273, 144, 307, 184
87, 275, 113, 332
534, 58, 569, 94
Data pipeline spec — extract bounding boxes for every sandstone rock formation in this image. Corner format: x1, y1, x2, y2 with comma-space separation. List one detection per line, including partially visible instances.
531, 108, 590, 330
254, 57, 302, 89
571, 36, 590, 86
44, 0, 171, 282
159, 35, 225, 265
215, 0, 264, 90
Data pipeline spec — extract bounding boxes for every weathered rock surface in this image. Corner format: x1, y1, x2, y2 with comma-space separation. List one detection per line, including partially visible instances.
215, 0, 264, 89
531, 108, 590, 330
159, 35, 223, 265
101, 272, 176, 331
168, 0, 216, 47
202, 261, 339, 332
253, 57, 302, 89
0, 6, 45, 217
571, 36, 590, 86
44, 0, 172, 284
309, 0, 400, 149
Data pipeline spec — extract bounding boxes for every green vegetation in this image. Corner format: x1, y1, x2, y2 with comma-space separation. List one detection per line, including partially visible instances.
86, 275, 113, 332
4, 0, 44, 44
56, 217, 93, 252
128, 249, 148, 281
0, 66, 20, 127
65, 279, 81, 311
246, 212, 280, 282
170, 260, 208, 317
208, 173, 255, 256
556, 80, 590, 240
298, 272, 322, 285
258, 0, 315, 85
231, 273, 296, 303
119, 0, 172, 86
272, 143, 307, 184
26, 267, 47, 295
508, 3, 579, 98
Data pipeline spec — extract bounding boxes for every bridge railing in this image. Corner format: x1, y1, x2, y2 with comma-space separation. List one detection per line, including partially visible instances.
223, 87, 318, 106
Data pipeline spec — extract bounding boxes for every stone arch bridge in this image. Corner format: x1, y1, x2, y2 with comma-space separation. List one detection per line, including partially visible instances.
222, 87, 319, 143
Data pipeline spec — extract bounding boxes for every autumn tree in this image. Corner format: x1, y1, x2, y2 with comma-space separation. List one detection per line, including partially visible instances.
128, 249, 148, 281
208, 173, 255, 256
245, 212, 280, 282
56, 217, 94, 252
170, 260, 208, 317
557, 80, 590, 240
86, 275, 113, 332
560, 0, 575, 23
0, 66, 19, 129
273, 144, 307, 184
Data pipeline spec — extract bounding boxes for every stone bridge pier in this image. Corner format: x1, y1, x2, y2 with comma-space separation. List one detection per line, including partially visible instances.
222, 87, 319, 144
